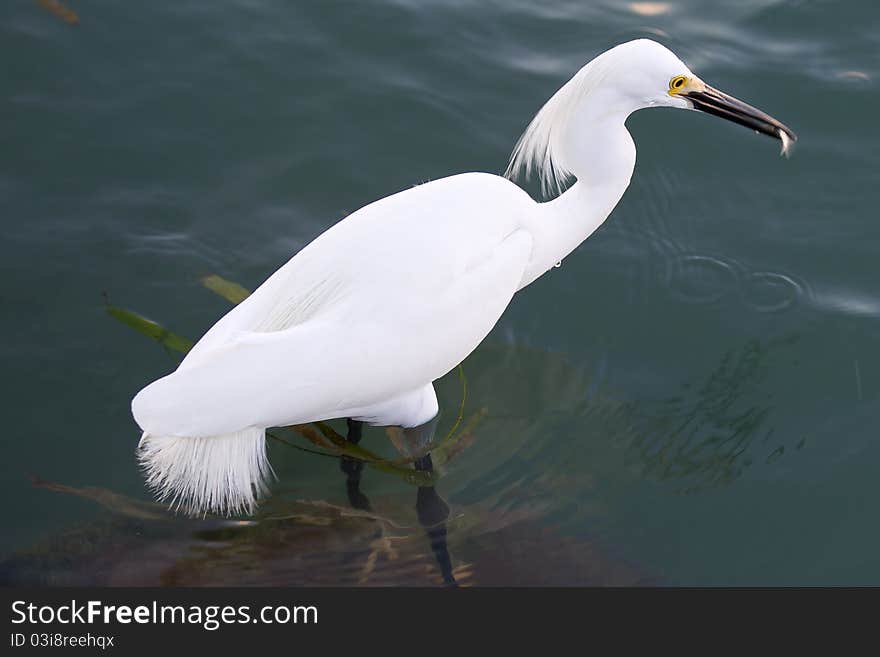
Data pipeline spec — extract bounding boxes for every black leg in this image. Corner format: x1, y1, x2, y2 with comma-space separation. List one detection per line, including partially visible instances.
340, 419, 372, 511
414, 453, 456, 587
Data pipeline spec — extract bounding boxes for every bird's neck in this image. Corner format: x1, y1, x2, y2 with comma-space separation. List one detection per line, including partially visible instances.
519, 115, 636, 288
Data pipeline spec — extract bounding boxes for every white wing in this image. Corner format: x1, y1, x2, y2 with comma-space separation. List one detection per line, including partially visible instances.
133, 173, 535, 436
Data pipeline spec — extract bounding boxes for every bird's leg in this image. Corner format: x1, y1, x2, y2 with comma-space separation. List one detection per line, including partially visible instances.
413, 452, 456, 587
340, 418, 372, 511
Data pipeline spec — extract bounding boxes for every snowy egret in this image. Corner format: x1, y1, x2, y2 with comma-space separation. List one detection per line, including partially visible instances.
132, 39, 796, 516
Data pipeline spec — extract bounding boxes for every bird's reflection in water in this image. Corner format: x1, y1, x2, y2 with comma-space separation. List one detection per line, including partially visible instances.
340, 415, 456, 586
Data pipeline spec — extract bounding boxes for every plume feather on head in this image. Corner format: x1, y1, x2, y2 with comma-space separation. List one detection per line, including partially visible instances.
504, 45, 628, 197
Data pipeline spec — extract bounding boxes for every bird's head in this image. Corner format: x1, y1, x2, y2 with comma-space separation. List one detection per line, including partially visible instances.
597, 39, 797, 153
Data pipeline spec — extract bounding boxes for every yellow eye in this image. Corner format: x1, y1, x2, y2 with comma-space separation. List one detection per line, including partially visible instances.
669, 75, 687, 93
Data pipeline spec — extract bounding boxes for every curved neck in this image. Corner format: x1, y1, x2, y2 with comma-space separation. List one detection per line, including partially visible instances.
518, 115, 636, 288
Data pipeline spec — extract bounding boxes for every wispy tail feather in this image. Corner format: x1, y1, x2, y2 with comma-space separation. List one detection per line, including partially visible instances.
137, 428, 273, 517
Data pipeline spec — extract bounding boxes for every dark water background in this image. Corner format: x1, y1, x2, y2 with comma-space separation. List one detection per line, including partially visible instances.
2, 0, 878, 585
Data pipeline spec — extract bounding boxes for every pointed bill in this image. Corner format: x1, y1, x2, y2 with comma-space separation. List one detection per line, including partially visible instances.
682, 81, 798, 157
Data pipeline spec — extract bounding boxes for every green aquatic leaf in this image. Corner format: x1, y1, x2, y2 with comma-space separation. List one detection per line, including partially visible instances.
433, 407, 488, 465
285, 425, 434, 486
105, 303, 193, 354
200, 274, 252, 304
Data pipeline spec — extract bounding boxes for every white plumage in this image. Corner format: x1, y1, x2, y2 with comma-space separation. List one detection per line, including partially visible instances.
132, 39, 795, 516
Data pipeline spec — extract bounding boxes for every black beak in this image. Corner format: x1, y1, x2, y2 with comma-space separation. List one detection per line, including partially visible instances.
683, 84, 797, 155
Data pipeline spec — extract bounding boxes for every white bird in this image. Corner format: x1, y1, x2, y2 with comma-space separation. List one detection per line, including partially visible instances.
132, 39, 796, 516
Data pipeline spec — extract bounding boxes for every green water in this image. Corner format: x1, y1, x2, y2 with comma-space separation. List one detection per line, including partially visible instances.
2, 0, 878, 585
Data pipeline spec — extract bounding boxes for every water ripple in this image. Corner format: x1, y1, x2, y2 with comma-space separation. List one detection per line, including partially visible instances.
741, 271, 804, 313
663, 253, 811, 315
665, 254, 738, 305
